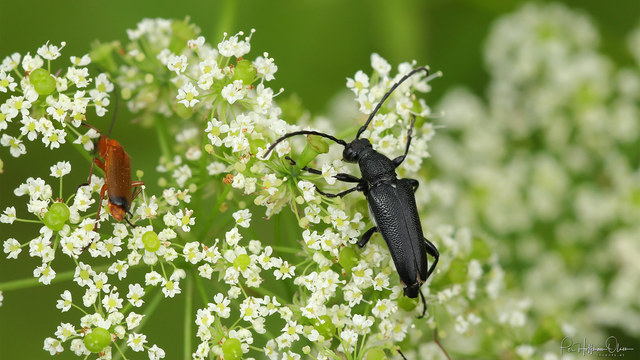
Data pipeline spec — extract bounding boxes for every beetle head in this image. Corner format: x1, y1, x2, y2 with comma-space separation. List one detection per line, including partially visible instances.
403, 283, 421, 298
343, 138, 372, 163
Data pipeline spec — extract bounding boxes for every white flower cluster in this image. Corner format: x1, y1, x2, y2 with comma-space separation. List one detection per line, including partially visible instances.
0, 42, 112, 157
425, 3, 640, 357
346, 55, 439, 174
0, 15, 542, 360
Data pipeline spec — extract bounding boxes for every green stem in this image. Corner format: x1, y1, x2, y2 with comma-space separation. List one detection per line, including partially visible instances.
0, 264, 108, 291
194, 274, 210, 304
184, 275, 193, 360
13, 218, 43, 224
113, 341, 129, 360
195, 184, 231, 240
155, 114, 173, 161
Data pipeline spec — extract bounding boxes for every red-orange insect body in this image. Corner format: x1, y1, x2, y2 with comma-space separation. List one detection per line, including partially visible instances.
85, 135, 143, 227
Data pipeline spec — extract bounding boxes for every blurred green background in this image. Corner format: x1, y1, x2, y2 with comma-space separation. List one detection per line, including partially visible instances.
1, 0, 639, 358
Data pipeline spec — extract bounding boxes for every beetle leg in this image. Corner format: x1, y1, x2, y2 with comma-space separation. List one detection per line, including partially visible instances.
94, 184, 108, 230
131, 181, 145, 200
125, 217, 138, 228
392, 115, 416, 168
397, 349, 408, 360
287, 156, 362, 183
314, 182, 365, 198
122, 181, 146, 227
357, 226, 378, 248
424, 237, 440, 280
405, 178, 419, 192
333, 173, 362, 183
418, 289, 427, 318
77, 157, 106, 191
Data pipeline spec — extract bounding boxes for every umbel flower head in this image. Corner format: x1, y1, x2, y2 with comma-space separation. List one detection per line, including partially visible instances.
0, 16, 539, 360
0, 41, 112, 157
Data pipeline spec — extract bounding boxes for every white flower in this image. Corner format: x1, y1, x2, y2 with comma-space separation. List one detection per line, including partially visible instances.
161, 278, 181, 298
37, 41, 66, 60
102, 291, 123, 313
217, 30, 254, 58
254, 53, 278, 81
225, 227, 243, 246
66, 67, 91, 88
272, 258, 295, 280
70, 54, 91, 66
321, 164, 338, 185
1, 134, 26, 157
56, 290, 73, 312
221, 80, 247, 104
175, 208, 195, 232
127, 332, 147, 352
232, 209, 252, 228
1, 207, 17, 224
167, 54, 188, 75
49, 161, 71, 178
43, 337, 64, 355
148, 344, 166, 360
346, 70, 369, 95
126, 312, 144, 330
371, 53, 392, 77
188, 36, 205, 50
127, 283, 145, 307
177, 82, 200, 107
0, 71, 17, 92
211, 293, 231, 318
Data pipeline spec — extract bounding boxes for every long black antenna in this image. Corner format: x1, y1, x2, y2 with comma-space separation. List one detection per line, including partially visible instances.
107, 85, 118, 137
81, 122, 105, 136
264, 130, 347, 158
79, 84, 119, 137
355, 66, 429, 139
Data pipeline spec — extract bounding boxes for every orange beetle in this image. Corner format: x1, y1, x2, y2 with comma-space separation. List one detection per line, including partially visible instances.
80, 94, 143, 228
83, 135, 144, 227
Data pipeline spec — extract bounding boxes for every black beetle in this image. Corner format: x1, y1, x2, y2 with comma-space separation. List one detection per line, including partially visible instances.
264, 66, 439, 317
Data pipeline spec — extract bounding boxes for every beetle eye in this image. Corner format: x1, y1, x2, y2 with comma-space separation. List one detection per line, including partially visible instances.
343, 146, 357, 163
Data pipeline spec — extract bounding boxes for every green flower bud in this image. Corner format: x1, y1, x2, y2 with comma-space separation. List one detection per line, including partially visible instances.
43, 203, 70, 231
232, 59, 256, 85
29, 68, 56, 96
233, 254, 251, 271
84, 327, 111, 353
338, 246, 359, 272
312, 315, 335, 339
142, 231, 161, 252
222, 338, 242, 360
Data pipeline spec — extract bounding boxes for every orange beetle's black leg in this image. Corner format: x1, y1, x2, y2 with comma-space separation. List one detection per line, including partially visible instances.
126, 181, 146, 227
78, 158, 106, 190
130, 181, 145, 201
